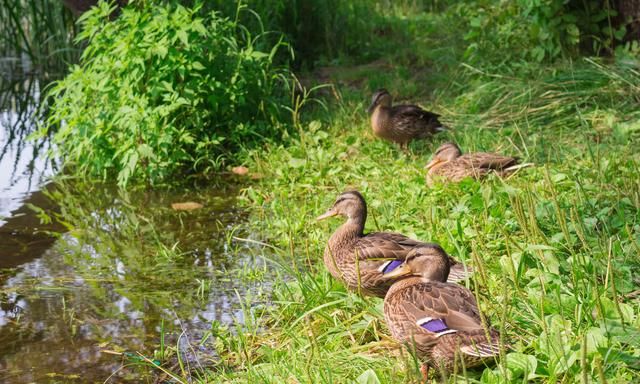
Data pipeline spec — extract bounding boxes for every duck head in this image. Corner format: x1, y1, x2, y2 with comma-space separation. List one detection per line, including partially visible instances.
425, 142, 462, 170
316, 190, 367, 223
381, 245, 450, 282
367, 89, 392, 114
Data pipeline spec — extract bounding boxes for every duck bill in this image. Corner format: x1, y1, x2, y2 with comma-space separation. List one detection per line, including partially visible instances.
381, 263, 413, 279
424, 158, 441, 170
367, 102, 377, 115
316, 209, 337, 221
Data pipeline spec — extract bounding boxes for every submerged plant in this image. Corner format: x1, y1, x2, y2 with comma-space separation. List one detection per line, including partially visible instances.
39, 1, 292, 185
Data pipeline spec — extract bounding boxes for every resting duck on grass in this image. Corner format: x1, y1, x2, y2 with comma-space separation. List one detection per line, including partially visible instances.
316, 190, 471, 297
382, 245, 504, 381
368, 89, 445, 149
425, 142, 532, 186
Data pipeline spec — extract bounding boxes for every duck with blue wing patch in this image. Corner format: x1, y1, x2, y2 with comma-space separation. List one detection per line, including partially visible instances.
316, 190, 472, 297
416, 317, 458, 336
382, 245, 504, 381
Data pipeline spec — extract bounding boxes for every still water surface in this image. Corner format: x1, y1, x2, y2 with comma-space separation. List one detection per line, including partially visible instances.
0, 68, 268, 382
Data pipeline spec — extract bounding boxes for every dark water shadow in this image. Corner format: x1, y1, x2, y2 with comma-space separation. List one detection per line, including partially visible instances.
0, 184, 65, 272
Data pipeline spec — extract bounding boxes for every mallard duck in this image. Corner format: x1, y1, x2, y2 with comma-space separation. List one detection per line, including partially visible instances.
316, 191, 471, 297
425, 142, 530, 186
368, 89, 445, 149
382, 245, 502, 380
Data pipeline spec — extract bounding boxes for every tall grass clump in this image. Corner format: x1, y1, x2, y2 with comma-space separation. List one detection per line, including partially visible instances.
39, 1, 292, 186
203, 0, 383, 68
0, 0, 79, 78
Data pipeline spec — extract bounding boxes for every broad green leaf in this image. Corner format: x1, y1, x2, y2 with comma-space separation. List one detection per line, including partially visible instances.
584, 327, 607, 355
176, 29, 188, 45
506, 352, 537, 380
356, 369, 381, 384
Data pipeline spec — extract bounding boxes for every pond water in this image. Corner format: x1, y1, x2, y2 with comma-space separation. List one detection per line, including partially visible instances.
0, 65, 269, 382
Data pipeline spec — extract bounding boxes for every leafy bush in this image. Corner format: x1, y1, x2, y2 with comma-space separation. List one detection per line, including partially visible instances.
460, 0, 627, 64
41, 1, 291, 185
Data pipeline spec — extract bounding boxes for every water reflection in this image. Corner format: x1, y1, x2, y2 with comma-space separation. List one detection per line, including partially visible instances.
0, 58, 57, 225
0, 183, 272, 383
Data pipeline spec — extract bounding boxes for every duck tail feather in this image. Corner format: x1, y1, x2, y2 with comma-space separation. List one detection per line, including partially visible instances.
505, 162, 534, 172
460, 341, 501, 358
446, 264, 473, 283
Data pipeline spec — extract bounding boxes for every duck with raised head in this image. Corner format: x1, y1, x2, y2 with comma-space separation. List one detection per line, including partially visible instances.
368, 89, 445, 149
316, 190, 471, 297
382, 245, 503, 380
425, 142, 530, 186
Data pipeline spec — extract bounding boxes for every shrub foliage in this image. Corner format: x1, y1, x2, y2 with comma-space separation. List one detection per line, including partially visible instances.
460, 0, 630, 63
43, 1, 290, 185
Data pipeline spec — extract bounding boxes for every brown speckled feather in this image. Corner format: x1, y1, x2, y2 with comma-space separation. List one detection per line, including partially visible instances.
320, 191, 471, 298
354, 233, 468, 282
428, 152, 519, 185
325, 231, 470, 297
458, 152, 518, 170
384, 277, 501, 372
388, 105, 442, 139
371, 104, 443, 146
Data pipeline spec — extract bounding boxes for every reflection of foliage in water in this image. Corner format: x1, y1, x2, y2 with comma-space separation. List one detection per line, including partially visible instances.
0, 0, 80, 213
0, 178, 275, 382
0, 75, 54, 176
0, 179, 275, 380
46, 179, 263, 314
0, 67, 59, 223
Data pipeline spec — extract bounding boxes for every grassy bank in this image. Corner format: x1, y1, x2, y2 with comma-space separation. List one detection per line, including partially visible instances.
191, 8, 640, 384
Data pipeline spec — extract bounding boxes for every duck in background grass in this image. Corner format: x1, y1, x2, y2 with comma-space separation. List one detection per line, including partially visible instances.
316, 190, 472, 297
368, 89, 445, 150
425, 142, 532, 186
382, 245, 504, 381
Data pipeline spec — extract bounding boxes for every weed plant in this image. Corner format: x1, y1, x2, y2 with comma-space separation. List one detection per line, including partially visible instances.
39, 1, 293, 186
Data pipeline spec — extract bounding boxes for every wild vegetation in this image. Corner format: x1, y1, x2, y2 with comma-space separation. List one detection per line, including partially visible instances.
38, 1, 293, 185
195, 2, 639, 383
198, 60, 640, 382
8, 0, 640, 382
